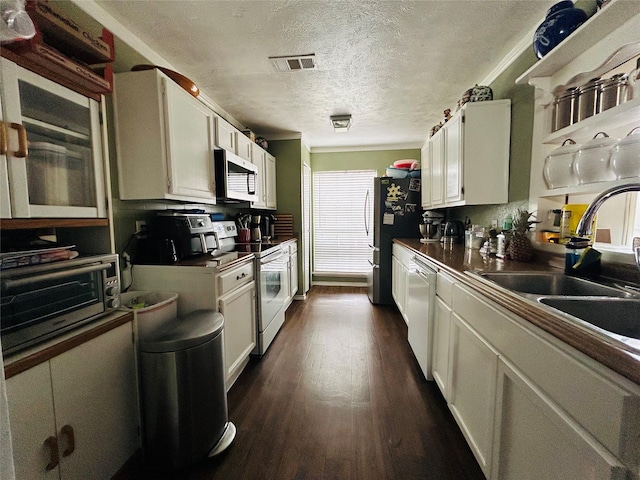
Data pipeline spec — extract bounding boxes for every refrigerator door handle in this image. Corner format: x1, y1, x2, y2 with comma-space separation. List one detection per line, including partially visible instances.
364, 188, 370, 236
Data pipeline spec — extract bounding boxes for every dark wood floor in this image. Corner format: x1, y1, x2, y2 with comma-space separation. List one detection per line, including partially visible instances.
138, 286, 484, 480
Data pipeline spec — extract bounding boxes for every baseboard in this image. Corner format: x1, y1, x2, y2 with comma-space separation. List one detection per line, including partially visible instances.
311, 281, 368, 287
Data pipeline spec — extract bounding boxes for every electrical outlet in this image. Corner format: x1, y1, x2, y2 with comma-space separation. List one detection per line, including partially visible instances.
135, 220, 147, 233
491, 219, 498, 229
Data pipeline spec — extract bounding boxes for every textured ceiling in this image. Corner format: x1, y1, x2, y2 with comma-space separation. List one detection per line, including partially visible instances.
94, 0, 553, 150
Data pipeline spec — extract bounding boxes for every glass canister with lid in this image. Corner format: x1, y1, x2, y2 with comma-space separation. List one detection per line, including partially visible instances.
543, 139, 580, 188
573, 132, 618, 184
610, 127, 640, 179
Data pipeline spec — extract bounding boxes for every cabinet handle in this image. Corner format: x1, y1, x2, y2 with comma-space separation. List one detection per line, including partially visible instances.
43, 436, 59, 471
236, 272, 247, 280
9, 123, 28, 158
0, 122, 7, 155
61, 424, 75, 457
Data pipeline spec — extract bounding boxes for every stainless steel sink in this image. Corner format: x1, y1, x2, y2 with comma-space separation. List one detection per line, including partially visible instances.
466, 270, 640, 354
539, 297, 640, 340
477, 272, 631, 298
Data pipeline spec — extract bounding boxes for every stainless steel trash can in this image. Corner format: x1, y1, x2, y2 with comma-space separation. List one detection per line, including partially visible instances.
139, 310, 235, 469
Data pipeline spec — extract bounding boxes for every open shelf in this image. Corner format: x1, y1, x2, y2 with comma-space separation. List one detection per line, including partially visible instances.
0, 218, 109, 230
538, 178, 638, 199
25, 0, 114, 64
516, 0, 639, 84
543, 97, 640, 144
3, 0, 115, 97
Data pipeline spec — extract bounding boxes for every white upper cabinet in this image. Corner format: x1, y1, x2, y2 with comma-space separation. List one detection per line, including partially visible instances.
113, 69, 216, 203
420, 141, 431, 208
265, 153, 277, 210
251, 142, 266, 208
0, 58, 107, 218
430, 129, 445, 207
423, 100, 510, 209
214, 115, 236, 153
444, 113, 463, 204
235, 131, 253, 162
250, 143, 276, 210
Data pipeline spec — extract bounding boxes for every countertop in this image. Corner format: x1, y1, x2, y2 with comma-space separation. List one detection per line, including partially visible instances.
394, 238, 640, 385
174, 236, 296, 267
4, 310, 134, 379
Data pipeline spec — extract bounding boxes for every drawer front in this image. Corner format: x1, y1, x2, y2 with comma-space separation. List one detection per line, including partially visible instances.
392, 243, 413, 267
436, 271, 455, 305
289, 241, 298, 255
217, 263, 254, 296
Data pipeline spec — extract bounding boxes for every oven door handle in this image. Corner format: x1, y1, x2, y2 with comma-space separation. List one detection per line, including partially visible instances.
3, 263, 110, 290
261, 250, 285, 264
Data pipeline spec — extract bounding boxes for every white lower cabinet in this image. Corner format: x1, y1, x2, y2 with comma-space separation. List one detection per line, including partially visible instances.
288, 241, 298, 302
432, 297, 451, 399
492, 359, 627, 480
443, 281, 640, 480
218, 281, 256, 386
432, 270, 455, 399
6, 322, 139, 479
391, 255, 407, 320
448, 315, 498, 477
132, 260, 257, 389
392, 244, 414, 323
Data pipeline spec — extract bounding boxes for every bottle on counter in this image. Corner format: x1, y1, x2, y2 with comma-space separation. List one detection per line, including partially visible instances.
559, 204, 590, 244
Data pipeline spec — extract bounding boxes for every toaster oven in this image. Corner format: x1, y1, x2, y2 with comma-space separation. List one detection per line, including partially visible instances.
1, 254, 120, 355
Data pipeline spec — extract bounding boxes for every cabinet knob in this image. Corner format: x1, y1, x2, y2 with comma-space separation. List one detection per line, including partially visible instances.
43, 436, 59, 471
61, 425, 76, 457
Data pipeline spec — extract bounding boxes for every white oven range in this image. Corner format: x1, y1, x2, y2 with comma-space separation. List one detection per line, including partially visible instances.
251, 243, 289, 355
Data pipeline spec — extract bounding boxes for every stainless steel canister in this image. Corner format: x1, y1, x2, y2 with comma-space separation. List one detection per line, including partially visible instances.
577, 78, 604, 122
552, 87, 579, 131
599, 73, 627, 112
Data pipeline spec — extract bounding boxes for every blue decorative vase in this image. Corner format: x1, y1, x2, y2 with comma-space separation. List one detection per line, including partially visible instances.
533, 1, 588, 59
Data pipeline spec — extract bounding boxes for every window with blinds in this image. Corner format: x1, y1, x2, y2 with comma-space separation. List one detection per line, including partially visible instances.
312, 170, 375, 275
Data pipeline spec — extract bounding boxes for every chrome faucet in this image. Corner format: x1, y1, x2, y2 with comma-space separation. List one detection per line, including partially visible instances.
575, 183, 640, 271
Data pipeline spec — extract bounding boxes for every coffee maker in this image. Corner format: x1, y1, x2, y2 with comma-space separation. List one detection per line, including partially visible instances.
250, 214, 262, 242
420, 211, 444, 243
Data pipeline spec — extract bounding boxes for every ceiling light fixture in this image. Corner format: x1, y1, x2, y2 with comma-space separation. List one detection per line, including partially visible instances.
331, 115, 352, 133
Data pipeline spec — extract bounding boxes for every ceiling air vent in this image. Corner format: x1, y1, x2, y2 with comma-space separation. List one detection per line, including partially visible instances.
269, 54, 316, 72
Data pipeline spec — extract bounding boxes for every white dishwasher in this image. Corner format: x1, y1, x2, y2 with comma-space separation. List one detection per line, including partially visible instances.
406, 255, 437, 381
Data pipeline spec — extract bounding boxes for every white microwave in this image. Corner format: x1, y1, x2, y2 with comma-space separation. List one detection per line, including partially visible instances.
214, 149, 258, 203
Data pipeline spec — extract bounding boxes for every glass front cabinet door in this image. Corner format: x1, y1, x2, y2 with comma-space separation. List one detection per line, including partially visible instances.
0, 58, 107, 218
